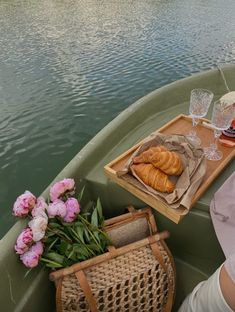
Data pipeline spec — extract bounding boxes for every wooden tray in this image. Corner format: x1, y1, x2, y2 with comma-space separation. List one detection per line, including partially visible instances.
104, 114, 235, 223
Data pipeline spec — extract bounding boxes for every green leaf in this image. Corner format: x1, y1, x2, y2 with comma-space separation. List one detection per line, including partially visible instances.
40, 257, 63, 268
67, 248, 76, 260
47, 237, 59, 251
91, 207, 98, 227
23, 268, 33, 278
93, 231, 100, 243
75, 226, 85, 243
44, 252, 65, 265
58, 241, 71, 254
96, 198, 103, 219
48, 222, 63, 229
74, 221, 84, 227
98, 232, 111, 250
63, 258, 74, 268
44, 232, 57, 238
73, 244, 90, 257
86, 243, 102, 253
77, 186, 85, 202
84, 228, 91, 243
77, 254, 87, 261
81, 212, 90, 221
45, 263, 63, 269
67, 227, 82, 243
96, 198, 105, 226
60, 222, 74, 227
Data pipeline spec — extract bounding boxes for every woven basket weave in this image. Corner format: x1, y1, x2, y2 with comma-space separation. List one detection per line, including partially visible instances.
50, 207, 175, 312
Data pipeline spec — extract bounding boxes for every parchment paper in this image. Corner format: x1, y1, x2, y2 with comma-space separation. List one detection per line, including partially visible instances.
117, 133, 206, 210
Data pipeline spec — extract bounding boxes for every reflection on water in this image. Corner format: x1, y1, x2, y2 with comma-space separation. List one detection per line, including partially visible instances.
1, 0, 235, 237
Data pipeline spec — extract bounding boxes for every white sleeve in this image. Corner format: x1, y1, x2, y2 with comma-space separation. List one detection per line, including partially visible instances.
224, 252, 235, 284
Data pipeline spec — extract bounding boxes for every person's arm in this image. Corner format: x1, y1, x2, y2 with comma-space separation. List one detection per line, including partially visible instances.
220, 253, 235, 311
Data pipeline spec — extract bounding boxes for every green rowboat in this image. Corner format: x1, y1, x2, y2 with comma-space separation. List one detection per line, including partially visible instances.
1, 64, 234, 311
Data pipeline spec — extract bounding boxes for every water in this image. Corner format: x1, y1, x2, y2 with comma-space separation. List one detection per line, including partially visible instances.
1, 0, 235, 238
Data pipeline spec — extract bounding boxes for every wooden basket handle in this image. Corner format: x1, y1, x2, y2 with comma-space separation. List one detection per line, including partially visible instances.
75, 270, 98, 312
50, 231, 170, 282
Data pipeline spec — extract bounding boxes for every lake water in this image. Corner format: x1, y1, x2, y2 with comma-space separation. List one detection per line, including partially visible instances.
1, 0, 235, 238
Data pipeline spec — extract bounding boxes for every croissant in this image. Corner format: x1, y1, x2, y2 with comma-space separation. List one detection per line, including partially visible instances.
133, 146, 168, 164
132, 163, 175, 193
149, 151, 183, 176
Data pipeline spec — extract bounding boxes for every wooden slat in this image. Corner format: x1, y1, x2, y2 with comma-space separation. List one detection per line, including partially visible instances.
104, 114, 235, 224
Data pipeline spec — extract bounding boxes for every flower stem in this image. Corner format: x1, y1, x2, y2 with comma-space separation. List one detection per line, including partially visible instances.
69, 228, 96, 257
78, 215, 103, 252
46, 226, 72, 243
78, 214, 111, 245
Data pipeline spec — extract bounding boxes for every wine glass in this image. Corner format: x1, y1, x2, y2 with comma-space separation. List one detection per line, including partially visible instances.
204, 99, 234, 161
186, 89, 214, 145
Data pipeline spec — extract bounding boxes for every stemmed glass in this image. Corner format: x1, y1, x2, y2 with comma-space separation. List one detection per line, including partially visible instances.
187, 89, 214, 145
204, 99, 234, 161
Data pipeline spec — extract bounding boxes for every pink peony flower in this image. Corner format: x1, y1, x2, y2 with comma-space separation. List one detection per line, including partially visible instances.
49, 178, 75, 201
28, 214, 48, 242
31, 241, 44, 255
47, 200, 67, 218
15, 228, 33, 255
63, 198, 81, 223
13, 191, 37, 217
20, 241, 44, 268
31, 197, 48, 218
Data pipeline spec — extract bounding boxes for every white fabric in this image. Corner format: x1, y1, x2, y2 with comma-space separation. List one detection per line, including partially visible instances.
178, 265, 233, 312
225, 252, 235, 284
210, 171, 235, 259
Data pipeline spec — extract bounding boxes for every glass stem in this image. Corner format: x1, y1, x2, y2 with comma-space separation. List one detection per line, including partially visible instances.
192, 117, 199, 127
212, 129, 221, 150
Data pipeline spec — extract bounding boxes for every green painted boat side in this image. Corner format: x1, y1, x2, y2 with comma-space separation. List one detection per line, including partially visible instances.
0, 65, 234, 311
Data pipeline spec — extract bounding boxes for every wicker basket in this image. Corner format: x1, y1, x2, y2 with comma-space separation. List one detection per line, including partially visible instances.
50, 207, 176, 312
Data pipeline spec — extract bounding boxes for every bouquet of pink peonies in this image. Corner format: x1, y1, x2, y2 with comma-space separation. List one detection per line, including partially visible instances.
13, 178, 111, 269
